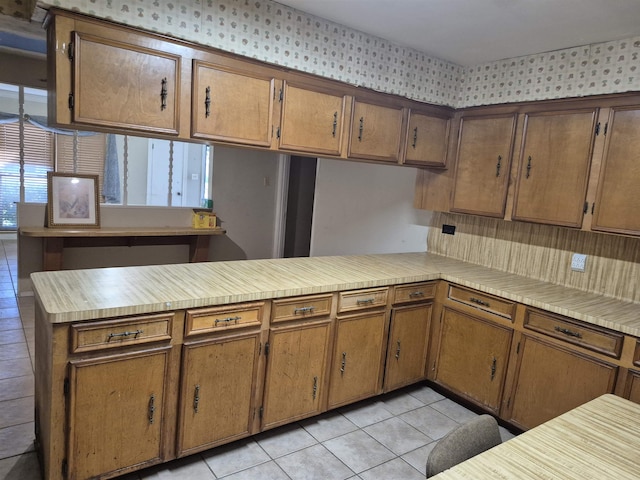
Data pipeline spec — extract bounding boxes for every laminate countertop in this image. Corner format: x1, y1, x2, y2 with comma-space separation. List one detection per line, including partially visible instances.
30, 252, 640, 336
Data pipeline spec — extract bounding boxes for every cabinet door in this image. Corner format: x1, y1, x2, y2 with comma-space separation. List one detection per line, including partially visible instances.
278, 82, 347, 156
67, 348, 169, 480
505, 335, 618, 430
384, 303, 432, 391
348, 101, 404, 162
404, 111, 451, 167
451, 114, 516, 217
192, 61, 275, 147
328, 312, 386, 409
591, 107, 640, 235
177, 332, 260, 456
512, 109, 597, 227
72, 31, 181, 135
625, 370, 640, 404
261, 320, 331, 429
434, 307, 512, 413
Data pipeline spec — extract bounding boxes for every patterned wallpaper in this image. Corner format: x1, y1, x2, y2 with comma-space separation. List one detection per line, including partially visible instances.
2, 0, 640, 108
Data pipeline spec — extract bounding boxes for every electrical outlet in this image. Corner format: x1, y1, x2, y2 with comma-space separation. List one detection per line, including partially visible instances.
442, 224, 456, 235
571, 253, 587, 272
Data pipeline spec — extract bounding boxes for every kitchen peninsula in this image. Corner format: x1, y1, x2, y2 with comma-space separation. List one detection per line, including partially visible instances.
32, 253, 640, 480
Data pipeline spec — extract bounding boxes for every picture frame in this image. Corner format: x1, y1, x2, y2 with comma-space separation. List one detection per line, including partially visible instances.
47, 172, 100, 228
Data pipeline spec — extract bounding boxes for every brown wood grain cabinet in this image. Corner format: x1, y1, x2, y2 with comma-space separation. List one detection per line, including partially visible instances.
590, 106, 640, 236
511, 108, 598, 227
403, 110, 451, 168
450, 114, 517, 217
277, 81, 348, 156
191, 60, 275, 147
348, 100, 405, 163
625, 370, 640, 404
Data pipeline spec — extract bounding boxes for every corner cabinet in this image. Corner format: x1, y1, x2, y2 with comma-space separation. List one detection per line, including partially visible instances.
348, 100, 405, 163
450, 114, 517, 217
511, 108, 598, 227
191, 61, 275, 147
591, 106, 640, 235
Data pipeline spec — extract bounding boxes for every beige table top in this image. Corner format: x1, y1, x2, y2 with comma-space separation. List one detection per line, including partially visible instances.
30, 252, 640, 334
431, 394, 640, 479
19, 226, 226, 237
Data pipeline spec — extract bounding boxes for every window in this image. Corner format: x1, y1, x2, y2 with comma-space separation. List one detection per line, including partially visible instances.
0, 82, 212, 230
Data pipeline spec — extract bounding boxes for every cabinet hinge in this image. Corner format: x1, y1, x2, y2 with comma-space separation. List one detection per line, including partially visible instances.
63, 377, 70, 396
61, 459, 68, 478
279, 89, 283, 102
67, 41, 74, 61
603, 122, 608, 136
68, 93, 74, 110
259, 406, 264, 419
591, 203, 595, 215
516, 342, 520, 355
583, 201, 588, 214
276, 127, 281, 139
264, 342, 270, 356
595, 122, 600, 135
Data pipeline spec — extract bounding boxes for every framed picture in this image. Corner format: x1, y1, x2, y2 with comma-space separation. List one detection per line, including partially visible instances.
47, 172, 100, 228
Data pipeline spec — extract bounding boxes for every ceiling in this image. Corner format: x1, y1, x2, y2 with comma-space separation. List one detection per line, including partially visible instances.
274, 0, 640, 66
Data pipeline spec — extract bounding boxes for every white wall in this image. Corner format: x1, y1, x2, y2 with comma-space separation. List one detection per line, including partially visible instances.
310, 159, 431, 256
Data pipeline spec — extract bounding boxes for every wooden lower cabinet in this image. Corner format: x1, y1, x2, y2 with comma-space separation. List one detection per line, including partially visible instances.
434, 306, 512, 413
625, 370, 640, 404
66, 347, 171, 480
384, 303, 432, 391
177, 331, 261, 456
261, 319, 332, 429
503, 334, 618, 430
328, 311, 387, 408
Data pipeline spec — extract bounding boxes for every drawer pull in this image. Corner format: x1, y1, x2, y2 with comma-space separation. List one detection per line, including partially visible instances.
160, 77, 167, 111
409, 291, 425, 297
395, 340, 401, 359
312, 376, 318, 400
490, 357, 497, 381
340, 352, 347, 375
554, 326, 583, 339
470, 297, 490, 307
148, 394, 156, 424
107, 329, 143, 341
193, 385, 200, 413
293, 306, 316, 314
214, 316, 241, 326
356, 298, 375, 305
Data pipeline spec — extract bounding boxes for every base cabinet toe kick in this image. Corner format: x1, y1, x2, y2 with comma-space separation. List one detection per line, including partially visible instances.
34, 275, 640, 479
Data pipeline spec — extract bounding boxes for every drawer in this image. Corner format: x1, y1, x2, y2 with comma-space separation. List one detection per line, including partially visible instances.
338, 287, 388, 313
393, 281, 436, 304
70, 313, 173, 353
633, 339, 640, 367
271, 294, 332, 323
186, 302, 264, 336
524, 309, 624, 359
448, 285, 515, 319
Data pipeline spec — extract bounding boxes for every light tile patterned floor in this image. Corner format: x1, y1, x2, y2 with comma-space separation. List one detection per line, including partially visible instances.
0, 239, 516, 480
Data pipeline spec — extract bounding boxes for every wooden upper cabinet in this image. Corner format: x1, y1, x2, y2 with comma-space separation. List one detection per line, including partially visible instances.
591, 106, 640, 235
191, 60, 275, 147
71, 31, 181, 135
278, 81, 347, 156
451, 114, 517, 217
348, 100, 404, 163
403, 110, 451, 168
512, 109, 598, 227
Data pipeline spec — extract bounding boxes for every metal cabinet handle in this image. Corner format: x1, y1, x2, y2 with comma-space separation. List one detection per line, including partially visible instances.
340, 352, 347, 375
107, 330, 143, 341
470, 297, 490, 307
490, 357, 497, 381
193, 385, 200, 413
294, 306, 316, 314
496, 155, 502, 177
148, 394, 156, 424
409, 291, 425, 297
332, 111, 338, 137
395, 340, 401, 360
160, 78, 167, 111
214, 316, 241, 326
412, 127, 418, 148
554, 326, 583, 339
526, 156, 532, 178
204, 86, 211, 118
356, 298, 375, 305
358, 117, 364, 141
312, 376, 318, 400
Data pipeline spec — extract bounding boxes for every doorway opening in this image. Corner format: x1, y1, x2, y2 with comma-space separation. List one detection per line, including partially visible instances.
283, 156, 317, 258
